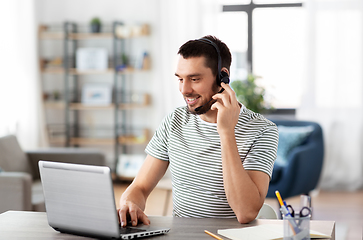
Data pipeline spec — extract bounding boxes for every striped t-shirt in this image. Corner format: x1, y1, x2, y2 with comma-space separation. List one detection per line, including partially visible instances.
145, 105, 278, 218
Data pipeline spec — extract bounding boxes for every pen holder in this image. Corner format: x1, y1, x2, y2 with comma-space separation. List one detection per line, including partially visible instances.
283, 215, 310, 240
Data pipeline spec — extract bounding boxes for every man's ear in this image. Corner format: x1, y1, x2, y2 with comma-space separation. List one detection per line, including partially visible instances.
220, 68, 230, 85
221, 67, 229, 76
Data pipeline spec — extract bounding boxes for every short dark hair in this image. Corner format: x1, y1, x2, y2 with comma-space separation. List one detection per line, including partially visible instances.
177, 35, 232, 78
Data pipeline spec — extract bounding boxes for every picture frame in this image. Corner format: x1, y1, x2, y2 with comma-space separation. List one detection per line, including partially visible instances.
81, 83, 112, 105
117, 154, 145, 178
76, 48, 108, 71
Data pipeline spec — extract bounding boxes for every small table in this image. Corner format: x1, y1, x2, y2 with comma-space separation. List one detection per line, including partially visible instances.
0, 211, 335, 239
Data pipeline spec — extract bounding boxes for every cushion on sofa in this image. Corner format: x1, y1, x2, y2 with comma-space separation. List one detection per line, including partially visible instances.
0, 135, 33, 176
275, 125, 314, 167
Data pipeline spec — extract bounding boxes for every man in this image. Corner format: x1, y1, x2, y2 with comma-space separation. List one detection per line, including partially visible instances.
119, 35, 278, 226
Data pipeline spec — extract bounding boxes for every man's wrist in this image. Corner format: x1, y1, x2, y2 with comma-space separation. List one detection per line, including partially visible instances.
218, 129, 235, 139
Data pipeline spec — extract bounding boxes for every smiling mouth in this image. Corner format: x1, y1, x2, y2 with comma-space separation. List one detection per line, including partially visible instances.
185, 96, 200, 105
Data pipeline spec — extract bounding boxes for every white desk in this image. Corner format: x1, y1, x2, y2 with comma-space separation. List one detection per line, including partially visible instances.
0, 211, 335, 239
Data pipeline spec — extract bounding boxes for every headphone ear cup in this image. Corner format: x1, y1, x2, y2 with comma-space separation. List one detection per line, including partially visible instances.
220, 71, 230, 85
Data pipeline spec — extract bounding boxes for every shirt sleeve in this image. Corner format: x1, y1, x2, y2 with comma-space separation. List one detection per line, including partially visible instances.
144, 112, 172, 161
243, 124, 279, 178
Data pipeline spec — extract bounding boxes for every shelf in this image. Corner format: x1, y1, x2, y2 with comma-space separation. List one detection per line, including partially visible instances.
67, 31, 150, 40
40, 68, 114, 75
69, 68, 115, 75
117, 67, 150, 74
44, 101, 65, 109
39, 31, 149, 40
44, 99, 150, 110
39, 32, 64, 40
69, 103, 114, 110
48, 138, 66, 145
69, 102, 149, 110
41, 68, 64, 74
39, 24, 150, 40
40, 67, 149, 75
38, 27, 112, 40
70, 138, 115, 145
118, 103, 149, 109
50, 137, 149, 146
45, 102, 115, 110
68, 32, 113, 40
69, 133, 149, 146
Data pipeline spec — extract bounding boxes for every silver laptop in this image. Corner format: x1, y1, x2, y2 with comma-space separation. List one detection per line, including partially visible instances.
39, 161, 170, 239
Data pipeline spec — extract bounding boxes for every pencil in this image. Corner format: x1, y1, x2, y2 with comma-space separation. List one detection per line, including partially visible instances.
275, 190, 298, 235
275, 190, 284, 207
204, 230, 223, 240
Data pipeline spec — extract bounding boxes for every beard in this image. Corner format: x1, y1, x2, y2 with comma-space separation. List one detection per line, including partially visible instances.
186, 97, 216, 115
185, 84, 220, 115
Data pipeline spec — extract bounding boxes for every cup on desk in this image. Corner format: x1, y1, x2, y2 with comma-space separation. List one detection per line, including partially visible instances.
300, 195, 312, 219
283, 215, 310, 240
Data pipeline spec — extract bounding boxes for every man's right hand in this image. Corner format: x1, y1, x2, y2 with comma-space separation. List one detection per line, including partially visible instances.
118, 155, 169, 227
118, 201, 150, 227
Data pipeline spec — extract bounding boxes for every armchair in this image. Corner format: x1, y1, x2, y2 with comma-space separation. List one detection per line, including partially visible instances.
266, 119, 324, 199
0, 135, 106, 214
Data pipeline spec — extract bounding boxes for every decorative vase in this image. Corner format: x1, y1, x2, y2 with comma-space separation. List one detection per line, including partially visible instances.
91, 24, 101, 33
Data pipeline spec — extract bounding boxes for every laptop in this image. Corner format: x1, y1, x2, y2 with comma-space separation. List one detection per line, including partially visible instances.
38, 161, 170, 239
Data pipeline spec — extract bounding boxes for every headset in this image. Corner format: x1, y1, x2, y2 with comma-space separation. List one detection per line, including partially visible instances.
194, 38, 230, 112
195, 38, 230, 86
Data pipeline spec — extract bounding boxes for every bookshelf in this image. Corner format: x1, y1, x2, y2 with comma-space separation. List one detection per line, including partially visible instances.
39, 21, 152, 178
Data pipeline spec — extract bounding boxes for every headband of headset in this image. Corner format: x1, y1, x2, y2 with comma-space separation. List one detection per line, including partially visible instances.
195, 38, 230, 85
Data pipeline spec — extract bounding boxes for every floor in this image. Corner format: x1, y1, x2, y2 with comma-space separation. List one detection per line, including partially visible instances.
113, 183, 363, 240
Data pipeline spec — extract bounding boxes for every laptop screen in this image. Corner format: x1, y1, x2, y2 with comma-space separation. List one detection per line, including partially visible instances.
39, 161, 121, 239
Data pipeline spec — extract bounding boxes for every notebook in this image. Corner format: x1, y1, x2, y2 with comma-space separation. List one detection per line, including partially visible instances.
38, 161, 170, 239
217, 224, 331, 240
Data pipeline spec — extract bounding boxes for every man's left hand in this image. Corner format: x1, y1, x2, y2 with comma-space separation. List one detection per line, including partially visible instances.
211, 82, 240, 135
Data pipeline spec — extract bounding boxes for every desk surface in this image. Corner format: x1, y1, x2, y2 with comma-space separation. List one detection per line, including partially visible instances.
0, 211, 335, 240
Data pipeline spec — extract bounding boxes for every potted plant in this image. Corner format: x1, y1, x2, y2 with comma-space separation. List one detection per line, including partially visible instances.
90, 17, 101, 33
231, 74, 272, 113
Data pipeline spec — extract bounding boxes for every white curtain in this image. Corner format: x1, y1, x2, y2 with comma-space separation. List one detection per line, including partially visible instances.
154, 0, 205, 119
152, 0, 205, 178
298, 0, 363, 190
0, 0, 47, 149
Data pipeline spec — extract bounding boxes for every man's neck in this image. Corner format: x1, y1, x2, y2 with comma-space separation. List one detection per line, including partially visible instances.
198, 103, 242, 123
199, 109, 218, 123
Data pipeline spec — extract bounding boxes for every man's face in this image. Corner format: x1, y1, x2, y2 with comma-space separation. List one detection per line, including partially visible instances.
175, 56, 220, 115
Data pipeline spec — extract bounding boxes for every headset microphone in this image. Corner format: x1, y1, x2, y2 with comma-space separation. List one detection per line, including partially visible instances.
194, 88, 224, 112
193, 37, 230, 113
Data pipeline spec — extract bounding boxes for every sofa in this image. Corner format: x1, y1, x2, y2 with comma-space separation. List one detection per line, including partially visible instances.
0, 135, 106, 213
266, 119, 324, 199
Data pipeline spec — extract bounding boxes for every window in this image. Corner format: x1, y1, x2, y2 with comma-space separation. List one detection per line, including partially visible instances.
203, 0, 306, 109
253, 7, 306, 108
216, 11, 248, 82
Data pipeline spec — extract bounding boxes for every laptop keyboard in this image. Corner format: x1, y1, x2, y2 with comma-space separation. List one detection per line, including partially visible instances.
119, 227, 147, 234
